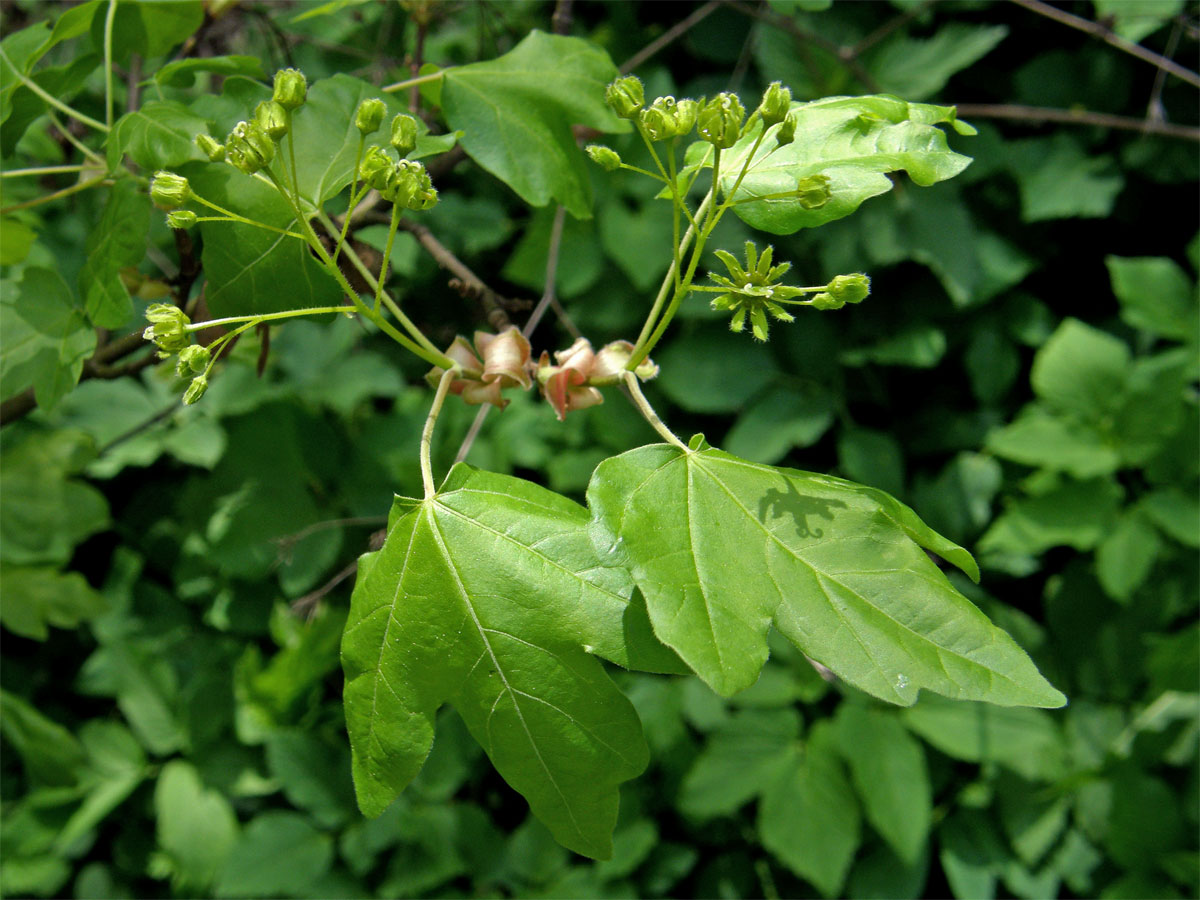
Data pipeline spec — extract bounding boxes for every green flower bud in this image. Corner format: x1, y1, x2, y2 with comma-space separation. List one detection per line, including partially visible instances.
605, 75, 644, 119
673, 98, 699, 136
757, 81, 791, 127
359, 144, 394, 187
167, 209, 197, 229
150, 171, 191, 209
795, 173, 831, 210
355, 98, 386, 135
390, 113, 419, 157
811, 273, 870, 310
143, 303, 191, 355
697, 92, 745, 149
176, 343, 211, 377
776, 112, 796, 147
640, 96, 679, 142
254, 100, 289, 141
272, 67, 307, 111
225, 120, 275, 174
586, 144, 622, 171
194, 133, 225, 161
183, 373, 209, 405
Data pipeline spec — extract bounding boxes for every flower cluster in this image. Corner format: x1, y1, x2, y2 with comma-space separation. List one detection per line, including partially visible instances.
706, 241, 870, 341
142, 304, 210, 404
425, 330, 658, 420
359, 147, 438, 209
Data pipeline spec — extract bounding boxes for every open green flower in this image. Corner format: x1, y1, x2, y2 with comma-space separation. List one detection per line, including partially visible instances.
707, 241, 803, 341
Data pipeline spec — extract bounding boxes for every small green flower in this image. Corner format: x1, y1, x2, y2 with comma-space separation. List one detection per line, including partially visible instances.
586, 144, 621, 171
254, 100, 290, 141
811, 273, 870, 310
757, 81, 792, 127
167, 209, 197, 229
390, 113, 419, 157
673, 98, 699, 136
272, 68, 307, 111
150, 171, 191, 209
776, 112, 796, 147
194, 133, 225, 161
175, 344, 211, 377
355, 98, 386, 135
795, 173, 831, 209
225, 120, 275, 174
143, 303, 192, 356
183, 374, 209, 405
640, 97, 679, 142
707, 241, 807, 341
605, 75, 644, 119
697, 92, 745, 149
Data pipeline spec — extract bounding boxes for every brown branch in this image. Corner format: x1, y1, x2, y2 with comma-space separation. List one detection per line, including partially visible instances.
722, 0, 881, 92
290, 526, 387, 618
398, 219, 519, 331
850, 0, 936, 57
1011, 0, 1200, 89
952, 102, 1200, 141
551, 0, 574, 36
620, 1, 721, 74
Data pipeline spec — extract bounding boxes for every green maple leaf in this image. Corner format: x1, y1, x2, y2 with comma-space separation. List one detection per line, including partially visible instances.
342, 464, 677, 859
587, 436, 1066, 708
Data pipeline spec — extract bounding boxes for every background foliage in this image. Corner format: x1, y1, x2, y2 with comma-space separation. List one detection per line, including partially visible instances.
1, 0, 1197, 898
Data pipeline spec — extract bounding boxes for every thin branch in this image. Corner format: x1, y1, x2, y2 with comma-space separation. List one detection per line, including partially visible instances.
1011, 0, 1200, 89
97, 401, 180, 456
952, 102, 1200, 141
551, 0, 575, 36
1146, 15, 1184, 123
399, 220, 518, 332
621, 1, 720, 74
849, 0, 935, 57
290, 559, 358, 619
273, 515, 387, 557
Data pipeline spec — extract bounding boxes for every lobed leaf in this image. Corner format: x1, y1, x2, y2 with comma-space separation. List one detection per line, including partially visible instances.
440, 30, 625, 218
685, 95, 974, 235
342, 465, 677, 858
587, 437, 1066, 708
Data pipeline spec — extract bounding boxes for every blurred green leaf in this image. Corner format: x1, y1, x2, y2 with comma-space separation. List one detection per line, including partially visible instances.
759, 720, 860, 897
868, 25, 1008, 101
1007, 135, 1124, 222
0, 566, 105, 640
1031, 318, 1130, 421
0, 689, 86, 786
980, 476, 1123, 556
78, 179, 149, 328
725, 383, 835, 464
656, 328, 780, 413
215, 811, 332, 898
1096, 509, 1162, 602
1105, 255, 1197, 341
106, 101, 211, 171
152, 760, 238, 893
986, 406, 1120, 478
154, 55, 266, 87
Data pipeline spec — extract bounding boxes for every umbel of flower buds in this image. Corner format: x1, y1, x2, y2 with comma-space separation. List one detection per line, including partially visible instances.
605, 75, 644, 120
390, 113, 419, 157
272, 68, 307, 111
586, 144, 621, 171
355, 98, 386, 135
698, 92, 745, 149
175, 344, 211, 377
358, 147, 438, 209
195, 133, 225, 161
757, 81, 791, 127
225, 120, 275, 174
254, 100, 289, 141
150, 171, 191, 209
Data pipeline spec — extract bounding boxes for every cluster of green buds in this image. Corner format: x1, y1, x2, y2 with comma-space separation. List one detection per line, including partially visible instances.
705, 241, 869, 341
640, 95, 699, 142
142, 303, 213, 404
359, 147, 437, 209
150, 172, 200, 230
697, 92, 746, 149
190, 68, 308, 176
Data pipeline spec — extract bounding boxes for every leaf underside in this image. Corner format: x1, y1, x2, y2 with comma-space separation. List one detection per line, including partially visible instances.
342, 464, 669, 859
587, 437, 1066, 708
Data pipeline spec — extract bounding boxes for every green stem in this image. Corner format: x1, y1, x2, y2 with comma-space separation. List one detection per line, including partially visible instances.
0, 164, 87, 178
617, 163, 666, 182
629, 192, 713, 354
333, 136, 365, 265
103, 0, 117, 129
313, 208, 451, 366
0, 47, 108, 133
0, 174, 108, 214
190, 195, 306, 239
374, 203, 402, 313
45, 110, 106, 166
667, 145, 682, 295
421, 367, 459, 498
382, 69, 447, 94
715, 128, 768, 217
623, 371, 689, 452
185, 306, 353, 332
285, 113, 302, 209
627, 148, 722, 369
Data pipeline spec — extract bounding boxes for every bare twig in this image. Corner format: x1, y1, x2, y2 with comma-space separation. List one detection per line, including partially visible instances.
1146, 16, 1184, 123
849, 0, 935, 57
953, 103, 1200, 141
620, 1, 721, 73
551, 0, 574, 36
97, 401, 180, 456
1011, 0, 1200, 89
273, 515, 388, 557
399, 220, 519, 331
